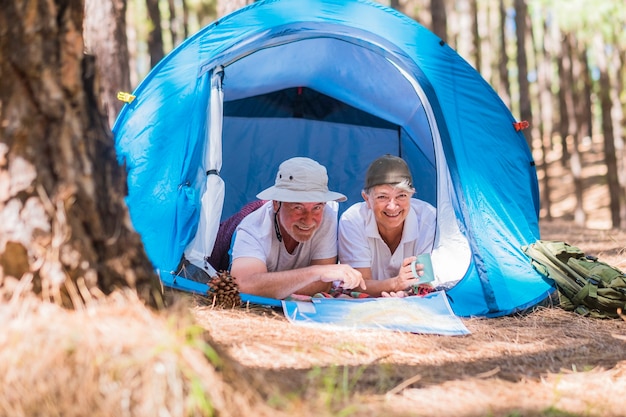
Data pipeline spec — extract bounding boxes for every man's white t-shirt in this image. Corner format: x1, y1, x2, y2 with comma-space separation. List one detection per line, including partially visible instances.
231, 201, 338, 272
338, 199, 436, 280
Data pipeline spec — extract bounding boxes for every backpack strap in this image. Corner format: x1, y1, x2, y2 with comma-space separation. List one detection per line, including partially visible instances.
533, 240, 588, 287
571, 278, 599, 304
527, 240, 596, 313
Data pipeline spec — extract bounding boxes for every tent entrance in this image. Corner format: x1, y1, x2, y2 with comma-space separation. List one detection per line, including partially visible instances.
220, 89, 404, 221
191, 34, 472, 284
214, 35, 441, 219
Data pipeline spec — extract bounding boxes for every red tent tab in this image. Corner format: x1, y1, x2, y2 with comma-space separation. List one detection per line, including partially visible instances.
513, 121, 529, 131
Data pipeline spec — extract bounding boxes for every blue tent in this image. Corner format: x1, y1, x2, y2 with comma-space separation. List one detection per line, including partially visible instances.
113, 0, 553, 317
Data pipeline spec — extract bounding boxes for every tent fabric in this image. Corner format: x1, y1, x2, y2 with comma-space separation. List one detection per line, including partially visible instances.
113, 0, 553, 317
183, 67, 225, 275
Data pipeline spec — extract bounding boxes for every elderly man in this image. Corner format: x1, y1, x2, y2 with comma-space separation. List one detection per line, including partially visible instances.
338, 154, 436, 297
230, 157, 365, 299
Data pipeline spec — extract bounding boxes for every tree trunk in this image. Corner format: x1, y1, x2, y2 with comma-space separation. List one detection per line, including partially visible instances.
566, 35, 585, 225
452, 0, 471, 62
594, 34, 621, 229
470, 0, 481, 73
527, 11, 538, 143
182, 0, 190, 39
217, 0, 251, 19
84, 0, 131, 128
610, 46, 626, 225
579, 47, 593, 141
146, 0, 165, 68
430, 0, 448, 43
482, 1, 494, 85
556, 32, 572, 166
497, 0, 511, 108
536, 17, 553, 221
0, 0, 162, 308
167, 0, 179, 46
514, 0, 532, 149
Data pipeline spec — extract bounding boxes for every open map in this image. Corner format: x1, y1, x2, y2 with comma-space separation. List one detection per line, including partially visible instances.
282, 291, 470, 336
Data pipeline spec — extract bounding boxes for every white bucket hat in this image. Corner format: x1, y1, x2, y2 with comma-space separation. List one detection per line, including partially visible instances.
257, 157, 347, 203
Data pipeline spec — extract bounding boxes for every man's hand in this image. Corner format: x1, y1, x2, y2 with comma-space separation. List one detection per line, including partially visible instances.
316, 264, 366, 291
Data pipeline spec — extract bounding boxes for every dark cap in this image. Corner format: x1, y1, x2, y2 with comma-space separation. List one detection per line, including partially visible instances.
364, 155, 413, 189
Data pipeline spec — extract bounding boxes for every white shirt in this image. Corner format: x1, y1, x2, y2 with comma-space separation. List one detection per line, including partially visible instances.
338, 199, 436, 280
231, 201, 338, 272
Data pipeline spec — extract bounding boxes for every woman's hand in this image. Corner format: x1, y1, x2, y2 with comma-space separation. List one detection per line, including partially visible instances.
390, 256, 425, 292
381, 290, 409, 298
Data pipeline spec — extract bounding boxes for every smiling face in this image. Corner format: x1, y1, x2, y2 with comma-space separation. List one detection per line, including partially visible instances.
275, 201, 326, 243
363, 184, 413, 234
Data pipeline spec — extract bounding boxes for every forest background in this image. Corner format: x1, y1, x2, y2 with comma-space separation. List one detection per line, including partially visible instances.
91, 0, 626, 230
1, 0, 626, 416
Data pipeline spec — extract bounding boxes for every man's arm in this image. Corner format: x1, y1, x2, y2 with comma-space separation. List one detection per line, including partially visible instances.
231, 256, 364, 299
294, 257, 337, 296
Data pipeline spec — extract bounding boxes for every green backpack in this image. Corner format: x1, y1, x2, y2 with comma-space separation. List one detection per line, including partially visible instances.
522, 240, 626, 319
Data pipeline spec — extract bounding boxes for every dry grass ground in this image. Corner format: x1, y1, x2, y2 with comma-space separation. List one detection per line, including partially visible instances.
3, 224, 623, 417
1, 136, 624, 416
190, 135, 626, 416
191, 223, 626, 417
0, 290, 282, 417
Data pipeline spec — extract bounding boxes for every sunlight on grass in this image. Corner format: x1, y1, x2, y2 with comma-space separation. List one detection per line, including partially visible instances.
333, 342, 370, 355
305, 365, 367, 415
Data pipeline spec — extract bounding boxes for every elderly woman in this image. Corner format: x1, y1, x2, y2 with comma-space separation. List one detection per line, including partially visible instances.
338, 154, 436, 297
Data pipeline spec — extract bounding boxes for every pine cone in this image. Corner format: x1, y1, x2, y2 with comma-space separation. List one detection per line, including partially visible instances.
207, 271, 241, 308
